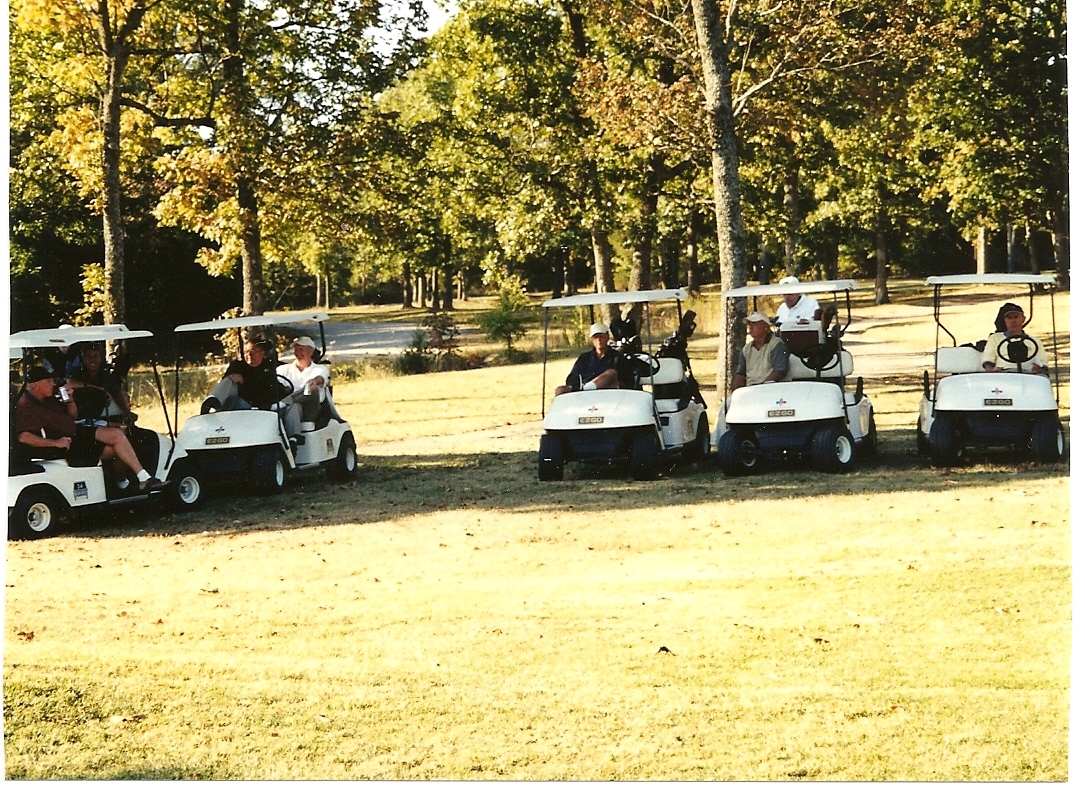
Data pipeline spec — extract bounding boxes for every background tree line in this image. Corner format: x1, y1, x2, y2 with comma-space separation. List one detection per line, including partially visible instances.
9, 1, 1068, 387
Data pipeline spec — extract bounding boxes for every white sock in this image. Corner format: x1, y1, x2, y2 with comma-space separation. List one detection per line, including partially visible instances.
117, 478, 130, 490
136, 470, 151, 483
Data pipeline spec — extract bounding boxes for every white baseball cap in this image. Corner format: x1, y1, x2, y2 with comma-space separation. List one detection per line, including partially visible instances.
589, 322, 609, 338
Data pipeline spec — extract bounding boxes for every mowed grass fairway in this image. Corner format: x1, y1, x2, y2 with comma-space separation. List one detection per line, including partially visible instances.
4, 290, 1071, 780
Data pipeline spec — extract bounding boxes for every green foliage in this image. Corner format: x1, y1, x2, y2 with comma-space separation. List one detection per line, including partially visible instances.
477, 269, 530, 354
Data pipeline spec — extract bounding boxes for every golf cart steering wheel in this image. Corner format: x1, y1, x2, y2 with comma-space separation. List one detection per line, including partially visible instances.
799, 351, 826, 371
637, 354, 661, 376
275, 374, 295, 402
996, 334, 1039, 366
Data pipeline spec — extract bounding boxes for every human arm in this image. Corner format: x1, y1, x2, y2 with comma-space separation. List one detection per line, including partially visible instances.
18, 431, 72, 451
767, 339, 790, 382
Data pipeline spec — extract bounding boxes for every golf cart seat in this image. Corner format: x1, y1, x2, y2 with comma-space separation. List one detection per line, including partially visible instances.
640, 357, 692, 413
787, 349, 854, 380
778, 320, 825, 358
935, 345, 984, 374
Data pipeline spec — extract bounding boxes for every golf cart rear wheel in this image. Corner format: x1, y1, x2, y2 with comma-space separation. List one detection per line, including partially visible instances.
538, 434, 564, 481
684, 414, 711, 463
328, 432, 358, 479
928, 418, 963, 467
863, 414, 879, 460
630, 430, 658, 481
10, 485, 66, 539
1030, 416, 1066, 463
718, 430, 758, 476
916, 416, 929, 456
811, 423, 856, 472
168, 460, 205, 510
254, 448, 287, 494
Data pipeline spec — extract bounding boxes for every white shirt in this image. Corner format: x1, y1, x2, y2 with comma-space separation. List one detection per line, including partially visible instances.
775, 294, 820, 324
981, 331, 1049, 373
277, 361, 330, 402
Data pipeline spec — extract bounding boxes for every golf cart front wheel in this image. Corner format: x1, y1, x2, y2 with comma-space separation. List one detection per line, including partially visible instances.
811, 423, 856, 472
630, 430, 658, 481
928, 418, 963, 467
168, 460, 205, 510
718, 430, 758, 476
1030, 416, 1066, 464
10, 485, 67, 539
328, 432, 358, 479
254, 448, 287, 494
538, 434, 564, 481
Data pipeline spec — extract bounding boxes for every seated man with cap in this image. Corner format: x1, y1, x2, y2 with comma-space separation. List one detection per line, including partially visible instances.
14, 366, 167, 491
733, 311, 790, 389
775, 276, 822, 325
554, 321, 620, 396
274, 335, 331, 436
982, 302, 1049, 375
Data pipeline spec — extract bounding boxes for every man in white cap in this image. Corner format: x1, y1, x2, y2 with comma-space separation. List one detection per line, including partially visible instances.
275, 335, 331, 435
733, 311, 789, 389
775, 276, 821, 325
555, 321, 620, 396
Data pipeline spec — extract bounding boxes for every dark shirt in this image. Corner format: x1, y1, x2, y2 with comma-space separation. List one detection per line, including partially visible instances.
565, 348, 619, 390
224, 359, 280, 409
69, 367, 124, 421
14, 392, 76, 460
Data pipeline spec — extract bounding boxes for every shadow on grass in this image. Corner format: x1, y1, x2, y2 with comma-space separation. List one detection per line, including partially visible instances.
50, 420, 1069, 541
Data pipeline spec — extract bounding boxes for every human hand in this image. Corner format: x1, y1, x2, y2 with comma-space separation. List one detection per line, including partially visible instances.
55, 436, 72, 450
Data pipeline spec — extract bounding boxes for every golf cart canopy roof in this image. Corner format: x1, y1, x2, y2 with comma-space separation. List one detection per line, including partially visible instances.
174, 311, 330, 333
542, 288, 688, 309
926, 273, 1055, 287
724, 279, 858, 299
9, 324, 153, 350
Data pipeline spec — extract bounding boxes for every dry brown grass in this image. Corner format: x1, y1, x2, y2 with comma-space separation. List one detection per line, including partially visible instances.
3, 287, 1072, 781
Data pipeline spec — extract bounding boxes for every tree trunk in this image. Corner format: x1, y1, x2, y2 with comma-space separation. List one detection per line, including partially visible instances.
874, 216, 891, 305
223, 0, 264, 315
237, 176, 264, 314
97, 3, 151, 325
783, 159, 800, 276
441, 234, 454, 311
1049, 207, 1070, 289
628, 151, 663, 295
686, 208, 700, 291
401, 264, 413, 308
591, 225, 620, 323
690, 0, 747, 398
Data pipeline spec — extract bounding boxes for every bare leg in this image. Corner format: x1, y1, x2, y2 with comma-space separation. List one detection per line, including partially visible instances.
95, 427, 146, 477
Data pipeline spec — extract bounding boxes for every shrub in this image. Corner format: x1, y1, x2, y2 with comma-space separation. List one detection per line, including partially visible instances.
478, 273, 530, 356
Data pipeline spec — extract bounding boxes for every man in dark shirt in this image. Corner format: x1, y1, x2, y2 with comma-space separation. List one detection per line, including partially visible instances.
66, 341, 131, 423
555, 322, 620, 396
200, 339, 281, 413
14, 366, 166, 490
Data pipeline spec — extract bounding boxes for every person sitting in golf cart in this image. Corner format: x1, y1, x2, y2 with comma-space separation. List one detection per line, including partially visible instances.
14, 365, 167, 491
66, 341, 133, 424
273, 336, 331, 436
554, 321, 620, 396
981, 302, 1049, 375
200, 338, 283, 414
733, 312, 790, 389
775, 276, 822, 325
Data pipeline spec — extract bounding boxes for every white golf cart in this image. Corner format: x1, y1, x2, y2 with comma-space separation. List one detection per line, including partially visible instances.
8, 324, 204, 539
171, 312, 356, 494
712, 279, 876, 474
916, 273, 1065, 466
538, 289, 710, 481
